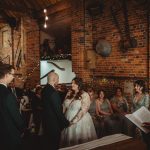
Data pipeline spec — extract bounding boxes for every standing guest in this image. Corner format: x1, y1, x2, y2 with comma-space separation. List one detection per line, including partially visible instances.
21, 82, 34, 128
42, 72, 69, 150
61, 77, 97, 147
130, 80, 150, 148
0, 63, 25, 150
31, 86, 43, 135
132, 80, 149, 112
8, 80, 23, 100
87, 88, 99, 137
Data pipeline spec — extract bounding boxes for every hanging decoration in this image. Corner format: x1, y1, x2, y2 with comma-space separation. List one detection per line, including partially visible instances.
43, 9, 48, 28
41, 54, 72, 60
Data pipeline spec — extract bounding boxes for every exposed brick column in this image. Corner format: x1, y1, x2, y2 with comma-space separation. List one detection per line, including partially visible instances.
71, 0, 93, 82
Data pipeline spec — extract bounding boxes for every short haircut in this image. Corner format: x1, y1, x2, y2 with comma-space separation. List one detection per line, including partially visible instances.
0, 62, 14, 79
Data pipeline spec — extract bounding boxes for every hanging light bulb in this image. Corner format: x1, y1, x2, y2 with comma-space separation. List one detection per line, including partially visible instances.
44, 23, 47, 28
45, 16, 49, 20
44, 9, 47, 13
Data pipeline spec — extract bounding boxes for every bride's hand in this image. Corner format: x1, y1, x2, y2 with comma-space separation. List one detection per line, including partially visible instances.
69, 121, 75, 126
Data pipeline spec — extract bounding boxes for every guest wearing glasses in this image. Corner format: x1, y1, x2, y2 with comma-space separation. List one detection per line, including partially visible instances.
0, 62, 25, 150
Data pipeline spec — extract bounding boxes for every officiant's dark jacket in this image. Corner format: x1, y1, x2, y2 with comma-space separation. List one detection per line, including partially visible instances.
0, 84, 25, 150
42, 84, 69, 149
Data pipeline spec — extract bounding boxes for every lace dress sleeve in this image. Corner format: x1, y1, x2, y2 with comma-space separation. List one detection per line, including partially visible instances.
71, 92, 91, 124
144, 94, 150, 108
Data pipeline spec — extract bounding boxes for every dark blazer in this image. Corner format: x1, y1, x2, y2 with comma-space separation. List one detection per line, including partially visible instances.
42, 84, 69, 150
8, 87, 23, 99
0, 84, 25, 150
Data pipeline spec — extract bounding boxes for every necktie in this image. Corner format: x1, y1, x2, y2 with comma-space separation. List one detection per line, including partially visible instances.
12, 88, 17, 97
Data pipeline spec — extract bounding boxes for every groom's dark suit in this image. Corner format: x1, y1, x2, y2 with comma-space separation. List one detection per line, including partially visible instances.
42, 84, 69, 150
0, 84, 25, 150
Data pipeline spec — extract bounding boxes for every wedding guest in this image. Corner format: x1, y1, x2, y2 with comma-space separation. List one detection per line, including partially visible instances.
111, 87, 129, 114
8, 80, 23, 100
131, 80, 150, 149
31, 86, 43, 135
96, 90, 113, 136
87, 88, 99, 137
132, 80, 149, 112
110, 87, 130, 135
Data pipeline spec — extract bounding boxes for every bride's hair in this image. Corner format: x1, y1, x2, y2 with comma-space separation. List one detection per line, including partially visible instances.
67, 77, 84, 100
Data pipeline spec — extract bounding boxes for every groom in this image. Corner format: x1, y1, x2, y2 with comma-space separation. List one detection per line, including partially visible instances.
42, 72, 70, 150
0, 63, 25, 150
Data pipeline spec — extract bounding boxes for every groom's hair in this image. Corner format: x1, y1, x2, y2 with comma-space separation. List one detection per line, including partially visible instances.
0, 63, 14, 79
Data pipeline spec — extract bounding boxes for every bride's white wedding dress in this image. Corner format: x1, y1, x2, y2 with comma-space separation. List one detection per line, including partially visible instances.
61, 92, 97, 147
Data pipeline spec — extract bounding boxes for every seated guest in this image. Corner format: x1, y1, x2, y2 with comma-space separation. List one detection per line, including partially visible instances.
110, 87, 130, 135
96, 90, 113, 137
88, 88, 97, 117
111, 87, 129, 114
87, 88, 99, 136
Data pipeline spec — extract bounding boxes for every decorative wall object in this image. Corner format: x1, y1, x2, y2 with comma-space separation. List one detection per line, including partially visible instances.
95, 39, 111, 57
2, 30, 10, 48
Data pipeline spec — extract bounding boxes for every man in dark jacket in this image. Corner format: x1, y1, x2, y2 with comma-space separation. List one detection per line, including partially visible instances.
42, 72, 70, 150
0, 63, 25, 150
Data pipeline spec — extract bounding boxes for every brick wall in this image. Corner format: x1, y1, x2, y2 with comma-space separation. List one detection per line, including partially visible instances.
0, 17, 40, 88
0, 0, 149, 92
71, 0, 150, 92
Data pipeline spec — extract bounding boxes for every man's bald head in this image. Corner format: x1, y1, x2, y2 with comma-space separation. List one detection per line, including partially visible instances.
47, 72, 59, 86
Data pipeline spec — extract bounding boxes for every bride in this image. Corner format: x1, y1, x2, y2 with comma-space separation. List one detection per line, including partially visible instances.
61, 77, 97, 147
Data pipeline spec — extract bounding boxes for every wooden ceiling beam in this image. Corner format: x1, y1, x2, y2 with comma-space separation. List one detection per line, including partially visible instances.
0, 9, 10, 22
0, 3, 36, 14
0, 18, 7, 23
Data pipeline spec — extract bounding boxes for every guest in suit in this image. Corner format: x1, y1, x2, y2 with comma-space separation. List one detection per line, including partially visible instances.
41, 72, 70, 150
8, 80, 23, 104
31, 86, 43, 135
0, 63, 25, 150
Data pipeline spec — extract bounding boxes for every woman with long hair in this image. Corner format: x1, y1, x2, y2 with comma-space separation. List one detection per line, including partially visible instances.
132, 80, 149, 112
61, 77, 97, 147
